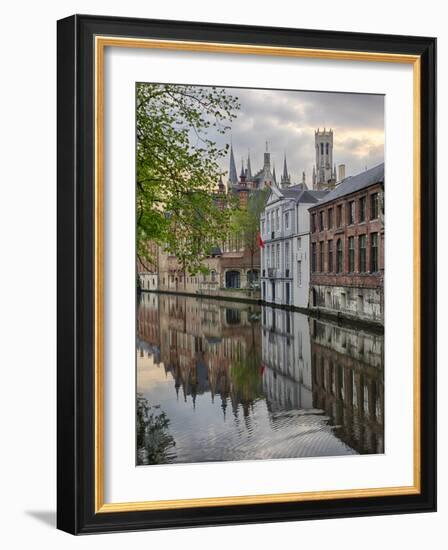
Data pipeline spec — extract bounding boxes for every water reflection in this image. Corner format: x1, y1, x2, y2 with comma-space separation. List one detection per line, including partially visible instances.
137, 292, 384, 465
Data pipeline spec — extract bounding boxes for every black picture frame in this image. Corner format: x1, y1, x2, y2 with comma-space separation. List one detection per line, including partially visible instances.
57, 14, 436, 535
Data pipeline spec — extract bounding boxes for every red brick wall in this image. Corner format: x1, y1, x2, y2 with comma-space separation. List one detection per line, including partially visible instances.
309, 182, 384, 289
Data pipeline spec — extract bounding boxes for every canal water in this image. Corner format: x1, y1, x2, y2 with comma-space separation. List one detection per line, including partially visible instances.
137, 292, 384, 465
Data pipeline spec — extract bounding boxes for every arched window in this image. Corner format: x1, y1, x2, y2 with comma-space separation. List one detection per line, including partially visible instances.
320, 143, 324, 155
247, 269, 259, 284
326, 142, 329, 155
210, 270, 216, 282
337, 239, 343, 273
225, 270, 240, 289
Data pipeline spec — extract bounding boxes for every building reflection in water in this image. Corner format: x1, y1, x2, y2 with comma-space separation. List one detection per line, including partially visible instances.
137, 292, 384, 464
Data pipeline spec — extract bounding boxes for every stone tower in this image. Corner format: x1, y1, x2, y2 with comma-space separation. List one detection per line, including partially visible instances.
313, 128, 336, 190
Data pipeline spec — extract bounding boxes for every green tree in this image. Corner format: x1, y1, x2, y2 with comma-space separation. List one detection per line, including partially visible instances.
137, 83, 240, 274
136, 394, 176, 465
230, 188, 269, 284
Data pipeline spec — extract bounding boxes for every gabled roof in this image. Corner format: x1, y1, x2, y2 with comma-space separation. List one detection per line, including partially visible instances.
266, 185, 329, 205
281, 188, 329, 204
314, 163, 384, 207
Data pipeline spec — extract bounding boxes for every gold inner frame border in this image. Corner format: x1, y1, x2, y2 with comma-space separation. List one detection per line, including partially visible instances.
94, 35, 421, 513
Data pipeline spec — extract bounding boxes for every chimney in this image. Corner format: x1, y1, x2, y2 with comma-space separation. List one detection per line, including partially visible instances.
338, 164, 346, 182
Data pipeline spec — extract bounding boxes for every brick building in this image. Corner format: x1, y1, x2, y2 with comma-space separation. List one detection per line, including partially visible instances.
308, 163, 384, 325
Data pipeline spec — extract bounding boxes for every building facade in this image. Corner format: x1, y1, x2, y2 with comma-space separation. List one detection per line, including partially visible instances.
155, 245, 261, 301
260, 185, 328, 308
137, 241, 159, 292
308, 163, 385, 325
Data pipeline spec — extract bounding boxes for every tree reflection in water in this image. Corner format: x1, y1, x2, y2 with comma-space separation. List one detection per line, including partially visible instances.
136, 394, 176, 465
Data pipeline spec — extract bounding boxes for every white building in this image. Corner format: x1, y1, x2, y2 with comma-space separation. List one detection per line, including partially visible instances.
260, 184, 328, 308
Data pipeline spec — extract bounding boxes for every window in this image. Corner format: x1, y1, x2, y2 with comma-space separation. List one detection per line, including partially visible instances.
247, 269, 259, 284
226, 308, 241, 324
311, 242, 317, 272
275, 209, 280, 229
348, 236, 355, 272
276, 243, 280, 268
328, 240, 333, 272
357, 294, 364, 313
336, 239, 343, 273
337, 204, 342, 227
359, 196, 366, 222
320, 142, 324, 155
319, 211, 324, 231
370, 193, 378, 219
359, 235, 367, 272
328, 208, 333, 229
348, 201, 355, 225
297, 237, 302, 249
285, 241, 290, 271
285, 283, 291, 305
297, 260, 302, 286
311, 213, 317, 232
320, 242, 324, 272
225, 271, 240, 289
370, 232, 378, 272
211, 270, 216, 282
261, 220, 265, 235
270, 245, 274, 268
285, 212, 289, 229
326, 142, 329, 155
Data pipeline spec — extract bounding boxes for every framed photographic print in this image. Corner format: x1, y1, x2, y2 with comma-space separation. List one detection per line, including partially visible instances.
57, 14, 436, 534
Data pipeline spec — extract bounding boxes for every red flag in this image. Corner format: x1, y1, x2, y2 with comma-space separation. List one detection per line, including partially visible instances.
257, 232, 265, 248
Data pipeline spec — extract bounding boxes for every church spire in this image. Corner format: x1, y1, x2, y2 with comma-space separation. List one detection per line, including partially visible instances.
240, 158, 245, 179
282, 153, 289, 180
246, 150, 252, 180
228, 142, 238, 185
272, 163, 277, 184
281, 152, 291, 186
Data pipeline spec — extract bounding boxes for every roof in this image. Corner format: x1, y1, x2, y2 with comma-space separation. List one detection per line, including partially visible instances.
313, 163, 384, 207
280, 188, 329, 204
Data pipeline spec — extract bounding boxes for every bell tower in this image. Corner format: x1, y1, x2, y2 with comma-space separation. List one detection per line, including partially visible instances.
313, 128, 336, 190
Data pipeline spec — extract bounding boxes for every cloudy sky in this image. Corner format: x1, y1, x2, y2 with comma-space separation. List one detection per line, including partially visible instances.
209, 87, 384, 185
